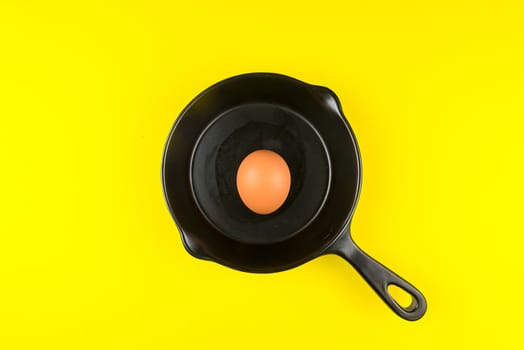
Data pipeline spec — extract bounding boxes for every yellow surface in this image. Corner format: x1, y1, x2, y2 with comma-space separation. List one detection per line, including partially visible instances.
1, 1, 523, 349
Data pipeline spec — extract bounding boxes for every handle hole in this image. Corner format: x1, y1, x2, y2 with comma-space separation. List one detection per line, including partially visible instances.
387, 284, 414, 309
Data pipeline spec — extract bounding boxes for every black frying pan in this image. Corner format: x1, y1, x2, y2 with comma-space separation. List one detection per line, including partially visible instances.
162, 73, 427, 321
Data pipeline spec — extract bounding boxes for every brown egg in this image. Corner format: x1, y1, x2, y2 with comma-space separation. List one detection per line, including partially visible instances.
236, 150, 291, 215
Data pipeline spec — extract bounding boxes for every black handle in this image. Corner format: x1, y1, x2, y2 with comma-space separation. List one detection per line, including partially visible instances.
328, 232, 427, 321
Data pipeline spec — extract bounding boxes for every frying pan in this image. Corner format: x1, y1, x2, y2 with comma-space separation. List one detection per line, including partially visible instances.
162, 73, 427, 321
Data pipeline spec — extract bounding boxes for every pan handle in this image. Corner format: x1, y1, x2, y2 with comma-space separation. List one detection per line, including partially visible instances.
327, 232, 427, 321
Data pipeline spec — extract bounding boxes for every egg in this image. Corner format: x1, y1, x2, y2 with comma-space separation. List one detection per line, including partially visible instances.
236, 150, 291, 215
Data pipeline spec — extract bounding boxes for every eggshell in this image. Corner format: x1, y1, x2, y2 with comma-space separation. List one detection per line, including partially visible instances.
236, 150, 291, 215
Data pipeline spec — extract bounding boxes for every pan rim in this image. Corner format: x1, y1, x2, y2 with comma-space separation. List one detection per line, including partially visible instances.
161, 72, 363, 272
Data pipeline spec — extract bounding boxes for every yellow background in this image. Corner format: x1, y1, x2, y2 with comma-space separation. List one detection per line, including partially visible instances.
1, 1, 523, 349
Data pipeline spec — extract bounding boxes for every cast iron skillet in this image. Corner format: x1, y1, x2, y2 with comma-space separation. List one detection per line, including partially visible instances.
162, 73, 427, 321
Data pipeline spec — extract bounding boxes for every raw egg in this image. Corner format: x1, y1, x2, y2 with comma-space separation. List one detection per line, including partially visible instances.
236, 150, 291, 215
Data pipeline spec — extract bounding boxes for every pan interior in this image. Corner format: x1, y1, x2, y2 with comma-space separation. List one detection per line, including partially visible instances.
191, 103, 330, 245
